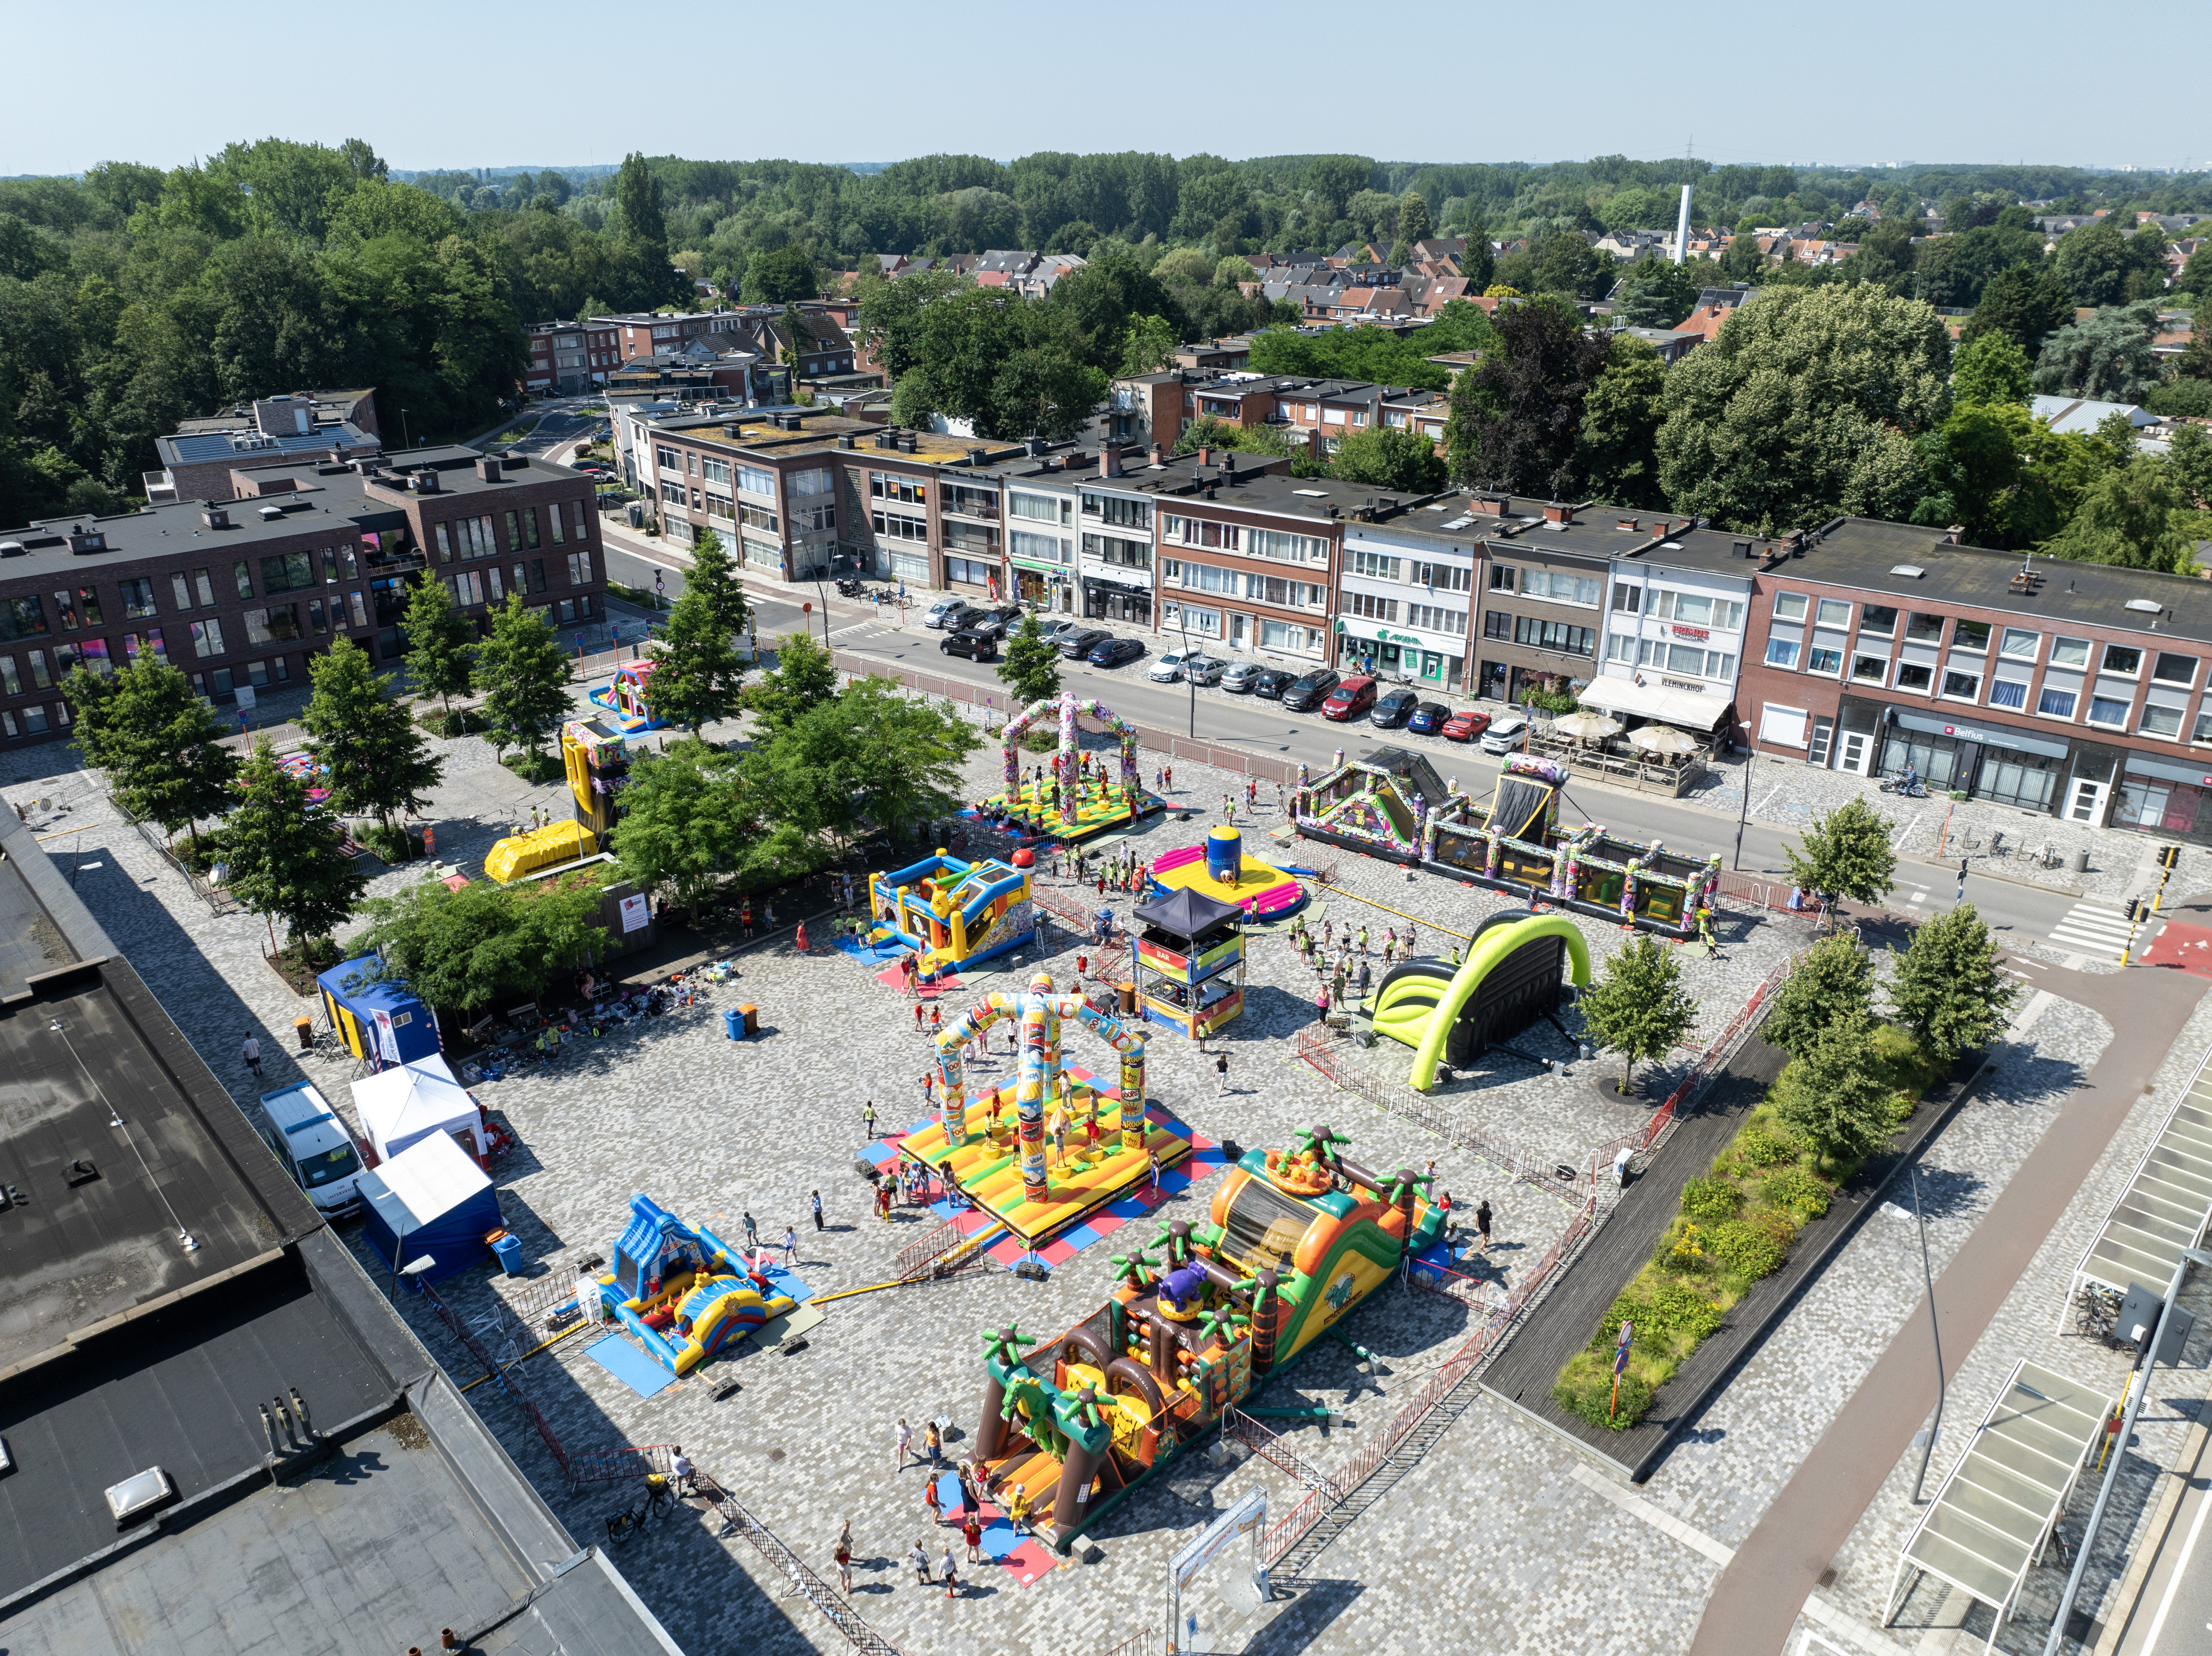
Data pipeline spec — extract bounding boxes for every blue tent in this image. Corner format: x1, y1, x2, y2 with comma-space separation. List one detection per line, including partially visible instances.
316, 955, 440, 1065
355, 1131, 502, 1284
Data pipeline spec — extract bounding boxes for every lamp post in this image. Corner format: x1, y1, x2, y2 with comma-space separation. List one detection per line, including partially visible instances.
1907, 1161, 1946, 1504
1176, 609, 1197, 738
1732, 728, 1753, 872
399, 408, 412, 450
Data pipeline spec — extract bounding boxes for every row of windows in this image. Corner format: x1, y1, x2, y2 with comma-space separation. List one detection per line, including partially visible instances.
1612, 585, 1746, 631
1769, 592, 2194, 683
1164, 560, 1323, 609
1607, 633, 1738, 681
1483, 610, 1596, 656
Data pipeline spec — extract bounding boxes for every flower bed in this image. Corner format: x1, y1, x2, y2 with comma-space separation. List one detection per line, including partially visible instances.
1552, 1023, 1940, 1429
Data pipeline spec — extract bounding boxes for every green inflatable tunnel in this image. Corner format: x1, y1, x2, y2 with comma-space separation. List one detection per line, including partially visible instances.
1365, 913, 1590, 1092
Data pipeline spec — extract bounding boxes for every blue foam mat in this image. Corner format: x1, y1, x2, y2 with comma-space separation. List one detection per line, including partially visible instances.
587, 1333, 676, 1398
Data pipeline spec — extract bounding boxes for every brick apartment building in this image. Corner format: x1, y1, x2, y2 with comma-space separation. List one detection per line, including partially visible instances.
0, 447, 605, 747
524, 319, 621, 394
1735, 520, 2212, 840
1155, 469, 1374, 664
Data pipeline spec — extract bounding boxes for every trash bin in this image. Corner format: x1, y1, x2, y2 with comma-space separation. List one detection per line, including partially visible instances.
1118, 981, 1137, 1015
292, 1015, 315, 1053
2071, 847, 2089, 874
723, 1008, 743, 1041
492, 1233, 524, 1276
740, 1003, 760, 1037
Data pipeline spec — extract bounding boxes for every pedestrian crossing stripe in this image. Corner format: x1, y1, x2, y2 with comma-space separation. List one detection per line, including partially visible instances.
2047, 903, 2139, 954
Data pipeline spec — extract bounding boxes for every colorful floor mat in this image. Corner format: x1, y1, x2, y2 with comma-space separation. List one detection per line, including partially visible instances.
931, 1470, 1059, 1587
586, 1333, 676, 1398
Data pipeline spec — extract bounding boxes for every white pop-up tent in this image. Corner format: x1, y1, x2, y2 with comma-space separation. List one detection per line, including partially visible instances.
352, 1054, 486, 1166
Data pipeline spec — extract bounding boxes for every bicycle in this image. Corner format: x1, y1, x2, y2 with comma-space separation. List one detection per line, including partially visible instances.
605, 1503, 645, 1545
2074, 1284, 2122, 1346
641, 1472, 681, 1518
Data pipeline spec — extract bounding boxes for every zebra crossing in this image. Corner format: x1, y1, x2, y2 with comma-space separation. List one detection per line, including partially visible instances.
2046, 901, 2144, 958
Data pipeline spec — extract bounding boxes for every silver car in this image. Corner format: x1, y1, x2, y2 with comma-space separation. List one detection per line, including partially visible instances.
1220, 661, 1263, 693
1183, 654, 1226, 685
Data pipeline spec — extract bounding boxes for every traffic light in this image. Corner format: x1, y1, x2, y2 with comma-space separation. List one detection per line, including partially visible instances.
2160, 844, 2181, 872
2124, 898, 2145, 923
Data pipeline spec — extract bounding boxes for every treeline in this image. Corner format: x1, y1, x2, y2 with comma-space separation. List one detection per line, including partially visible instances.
0, 141, 688, 528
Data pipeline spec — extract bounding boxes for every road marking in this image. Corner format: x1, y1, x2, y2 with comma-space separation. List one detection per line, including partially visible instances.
2138, 1451, 2212, 1653
2048, 902, 2138, 955
1908, 891, 1925, 905
1568, 1463, 1733, 1566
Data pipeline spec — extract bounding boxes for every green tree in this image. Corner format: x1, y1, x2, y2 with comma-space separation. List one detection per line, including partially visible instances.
1888, 902, 2020, 1063
830, 676, 985, 844
1577, 933, 1698, 1096
1577, 332, 1668, 507
300, 637, 444, 836
1329, 424, 1446, 493
1396, 190, 1434, 251
610, 737, 752, 911
1446, 299, 1612, 497
991, 346, 1106, 442
475, 593, 574, 760
1959, 264, 2075, 357
402, 571, 477, 714
648, 529, 751, 732
2168, 423, 2212, 509
218, 741, 369, 954
1770, 1010, 1898, 1168
1458, 214, 1495, 292
62, 657, 239, 852
743, 244, 818, 304
1116, 312, 1179, 378
354, 870, 611, 1016
1949, 331, 2033, 407
2041, 457, 2188, 571
1782, 795, 1897, 906
996, 612, 1063, 708
613, 151, 678, 303
1655, 285, 1951, 535
744, 628, 841, 732
2053, 220, 2162, 307
1760, 932, 1876, 1059
2034, 305, 2162, 404
1612, 259, 1699, 330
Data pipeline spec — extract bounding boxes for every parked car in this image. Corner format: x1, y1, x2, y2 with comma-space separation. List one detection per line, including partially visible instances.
1250, 666, 1296, 699
1442, 708, 1492, 742
1150, 651, 1199, 682
1221, 661, 1265, 694
1087, 637, 1145, 668
1370, 688, 1420, 729
1406, 700, 1451, 735
1479, 713, 1529, 754
924, 598, 979, 630
1182, 654, 1227, 685
940, 628, 999, 661
1322, 675, 1379, 721
1040, 617, 1084, 645
1058, 626, 1109, 659
1281, 669, 1343, 713
248, 1082, 365, 1221
966, 603, 1026, 638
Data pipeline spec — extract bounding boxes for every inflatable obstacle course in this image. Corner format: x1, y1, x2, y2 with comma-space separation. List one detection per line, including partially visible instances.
971, 1125, 1443, 1553
1364, 911, 1592, 1091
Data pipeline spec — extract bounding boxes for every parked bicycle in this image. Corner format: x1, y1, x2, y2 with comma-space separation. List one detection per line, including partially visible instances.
2074, 1283, 2122, 1346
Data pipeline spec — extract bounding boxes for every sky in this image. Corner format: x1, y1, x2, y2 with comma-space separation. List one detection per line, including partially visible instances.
4, 2, 2202, 178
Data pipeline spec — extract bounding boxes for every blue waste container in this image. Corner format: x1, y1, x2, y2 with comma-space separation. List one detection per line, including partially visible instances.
723, 1008, 743, 1041
492, 1233, 524, 1276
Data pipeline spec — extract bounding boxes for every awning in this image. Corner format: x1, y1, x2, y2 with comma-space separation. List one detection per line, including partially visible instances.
1575, 674, 1731, 730
1082, 566, 1154, 593
1892, 709, 2069, 759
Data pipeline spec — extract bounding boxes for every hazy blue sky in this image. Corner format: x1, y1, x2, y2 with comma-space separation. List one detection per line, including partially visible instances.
5, 3, 2200, 177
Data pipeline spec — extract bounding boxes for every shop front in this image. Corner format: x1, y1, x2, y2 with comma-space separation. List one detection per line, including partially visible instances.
1012, 556, 1072, 612
1870, 708, 2078, 816
2115, 752, 2212, 844
1081, 566, 1153, 626
1334, 619, 1464, 689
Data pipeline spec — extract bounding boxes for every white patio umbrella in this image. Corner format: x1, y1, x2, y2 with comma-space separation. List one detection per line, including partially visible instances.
1628, 725, 1701, 755
1552, 711, 1623, 741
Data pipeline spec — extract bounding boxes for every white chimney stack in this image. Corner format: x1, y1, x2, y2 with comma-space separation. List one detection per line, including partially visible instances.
1673, 185, 1693, 266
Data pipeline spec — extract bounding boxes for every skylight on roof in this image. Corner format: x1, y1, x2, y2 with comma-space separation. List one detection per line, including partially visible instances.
1439, 518, 1474, 530
1292, 488, 1330, 497
2126, 598, 2162, 613
1891, 564, 1926, 578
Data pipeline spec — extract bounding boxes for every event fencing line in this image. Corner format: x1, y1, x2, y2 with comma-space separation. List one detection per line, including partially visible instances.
1221, 1410, 1341, 1496
566, 1442, 676, 1488
419, 1278, 572, 1483
697, 1473, 909, 1656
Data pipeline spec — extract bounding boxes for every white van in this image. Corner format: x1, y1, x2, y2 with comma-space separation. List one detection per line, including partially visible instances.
250, 1082, 367, 1220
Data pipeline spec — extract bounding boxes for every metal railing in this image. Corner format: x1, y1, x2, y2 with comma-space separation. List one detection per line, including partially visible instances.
1222, 1409, 1339, 1495
116, 802, 243, 917
698, 1474, 909, 1655
419, 1278, 572, 1483
568, 1442, 676, 1488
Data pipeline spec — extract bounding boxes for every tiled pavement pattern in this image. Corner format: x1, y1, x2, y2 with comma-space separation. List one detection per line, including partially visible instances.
0, 692, 2149, 1656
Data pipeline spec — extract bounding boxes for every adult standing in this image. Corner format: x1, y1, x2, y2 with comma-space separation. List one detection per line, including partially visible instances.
1475, 1198, 1493, 1256
909, 1538, 932, 1585
1215, 1052, 1231, 1096
863, 1100, 879, 1139
895, 1417, 914, 1471
811, 1189, 824, 1231
241, 1034, 263, 1078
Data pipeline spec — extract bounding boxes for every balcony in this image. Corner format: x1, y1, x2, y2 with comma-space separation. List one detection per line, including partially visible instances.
942, 495, 999, 523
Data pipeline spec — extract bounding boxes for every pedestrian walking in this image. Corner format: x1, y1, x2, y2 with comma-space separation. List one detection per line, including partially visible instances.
942, 1546, 960, 1598
1316, 985, 1332, 1023
742, 901, 754, 939
743, 1211, 759, 1250
924, 1419, 943, 1466
920, 1071, 934, 1111
1164, 764, 1173, 792
958, 1464, 980, 1520
1357, 926, 1370, 958
1215, 1052, 1231, 1096
1956, 857, 1967, 902
929, 1003, 943, 1036
782, 1225, 798, 1265
835, 1534, 854, 1591
863, 1101, 879, 1138
963, 1512, 983, 1564
914, 1001, 926, 1036
895, 1417, 913, 1470
910, 1539, 932, 1584
669, 1448, 694, 1497
1476, 1198, 1493, 1255
811, 1189, 824, 1231
1148, 1148, 1162, 1191
923, 1475, 943, 1526
241, 1034, 263, 1078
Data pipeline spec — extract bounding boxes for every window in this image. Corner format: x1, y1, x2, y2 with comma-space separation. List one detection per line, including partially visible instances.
1809, 646, 1844, 675
1986, 679, 2027, 709
1942, 670, 1980, 700
2102, 643, 2141, 676
2194, 710, 2212, 745
170, 572, 193, 610
1759, 705, 1809, 747
1612, 584, 1641, 613
1407, 560, 1473, 593
190, 618, 226, 659
737, 501, 780, 534
701, 456, 731, 487
504, 510, 523, 552
1895, 662, 1933, 692
1009, 491, 1062, 523
2140, 703, 2185, 738
1999, 628, 2039, 660
1522, 570, 1602, 607
566, 550, 592, 585
259, 552, 314, 594
1483, 610, 1512, 641
1851, 653, 1888, 683
2087, 694, 2131, 727
1859, 604, 1898, 637
521, 508, 541, 550
1260, 619, 1322, 652
1349, 549, 1401, 581
194, 566, 219, 604
1489, 565, 1516, 591
660, 479, 688, 507
1247, 528, 1323, 563
1512, 615, 1594, 656
1772, 592, 1808, 622
1815, 598, 1853, 628
869, 473, 926, 505
0, 711, 13, 738
0, 596, 46, 645
548, 502, 567, 544
1083, 533, 1150, 570
1905, 612, 1946, 643
1407, 603, 1467, 634
117, 578, 157, 619
231, 563, 253, 601
242, 606, 300, 646
449, 570, 484, 607
347, 591, 368, 629
52, 590, 79, 631
2154, 652, 2197, 685
1765, 637, 1800, 669
307, 599, 326, 635
655, 445, 682, 473
434, 522, 453, 561
1951, 619, 1990, 652
0, 656, 15, 695
1245, 573, 1323, 609
1081, 492, 1150, 529
877, 511, 929, 543
22, 705, 47, 734
1342, 591, 1398, 622
528, 558, 547, 594
486, 565, 504, 603
1666, 643, 1711, 675
2050, 635, 2090, 669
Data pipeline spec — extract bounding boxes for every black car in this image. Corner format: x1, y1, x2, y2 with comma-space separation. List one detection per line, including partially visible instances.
940, 628, 999, 661
1086, 637, 1145, 668
1250, 666, 1295, 699
1370, 688, 1420, 729
1059, 627, 1109, 659
1280, 669, 1342, 713
1406, 700, 1450, 735
967, 603, 1027, 639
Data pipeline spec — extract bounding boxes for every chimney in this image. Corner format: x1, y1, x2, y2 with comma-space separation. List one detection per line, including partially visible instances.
1150, 443, 1166, 466
201, 507, 230, 530
1616, 517, 1639, 532
476, 456, 503, 483
1101, 444, 1123, 479
1732, 539, 1753, 559
1470, 495, 1505, 516
1649, 521, 1667, 540
1197, 446, 1213, 466
1542, 502, 1573, 525
411, 470, 440, 494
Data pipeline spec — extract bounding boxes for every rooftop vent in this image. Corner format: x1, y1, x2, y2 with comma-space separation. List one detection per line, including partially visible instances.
1733, 539, 1753, 558
2126, 598, 2162, 614
257, 505, 284, 521
68, 527, 109, 554
1890, 564, 1926, 579
475, 457, 503, 483
0, 540, 24, 557
723, 423, 742, 440
412, 470, 441, 495
202, 508, 231, 531
105, 1467, 174, 1525
838, 434, 857, 449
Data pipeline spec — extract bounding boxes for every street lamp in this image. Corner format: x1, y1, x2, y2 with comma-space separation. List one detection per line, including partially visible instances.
399, 408, 412, 450
1732, 725, 1753, 872
1907, 1161, 1945, 1504
1174, 607, 1197, 738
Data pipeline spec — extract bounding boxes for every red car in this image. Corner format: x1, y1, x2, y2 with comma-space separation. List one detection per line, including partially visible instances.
1441, 708, 1492, 742
1322, 675, 1379, 721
